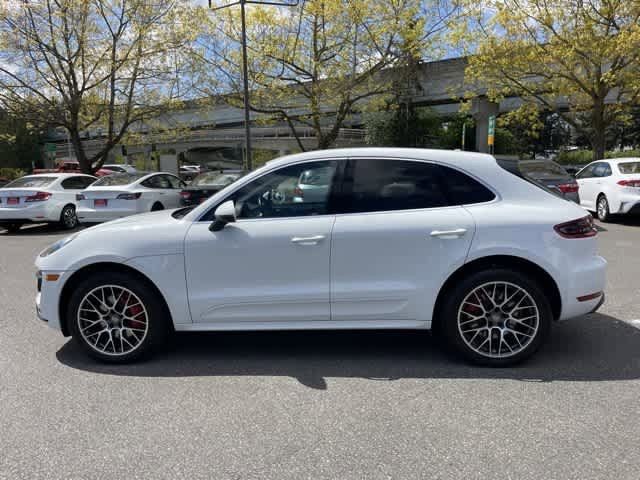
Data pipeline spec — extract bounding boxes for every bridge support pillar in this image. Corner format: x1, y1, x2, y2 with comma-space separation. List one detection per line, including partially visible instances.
472, 97, 499, 153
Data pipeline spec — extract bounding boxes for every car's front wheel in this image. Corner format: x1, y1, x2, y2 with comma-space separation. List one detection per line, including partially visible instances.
441, 269, 551, 366
67, 271, 169, 363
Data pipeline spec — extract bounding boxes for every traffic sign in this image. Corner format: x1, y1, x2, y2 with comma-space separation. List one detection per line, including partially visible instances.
487, 115, 496, 147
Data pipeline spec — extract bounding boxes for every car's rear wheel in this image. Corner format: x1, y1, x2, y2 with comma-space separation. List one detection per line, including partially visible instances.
441, 269, 551, 366
597, 195, 611, 222
151, 202, 164, 211
67, 272, 169, 363
59, 204, 78, 229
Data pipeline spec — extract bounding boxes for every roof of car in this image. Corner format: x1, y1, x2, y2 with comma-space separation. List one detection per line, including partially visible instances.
266, 148, 494, 169
24, 173, 96, 178
602, 157, 640, 163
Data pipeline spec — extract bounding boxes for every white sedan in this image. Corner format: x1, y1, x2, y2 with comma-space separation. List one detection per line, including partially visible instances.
36, 148, 607, 366
76, 172, 186, 223
0, 173, 96, 232
575, 158, 640, 222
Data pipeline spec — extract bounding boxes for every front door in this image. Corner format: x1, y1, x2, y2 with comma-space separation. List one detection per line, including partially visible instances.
184, 160, 340, 325
330, 158, 477, 325
576, 163, 598, 209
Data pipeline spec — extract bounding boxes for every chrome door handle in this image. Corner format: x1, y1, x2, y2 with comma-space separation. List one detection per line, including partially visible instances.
291, 235, 326, 245
430, 228, 467, 239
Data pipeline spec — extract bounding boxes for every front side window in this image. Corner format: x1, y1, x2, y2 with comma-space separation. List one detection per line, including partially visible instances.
343, 159, 449, 213
165, 175, 185, 189
593, 163, 611, 178
208, 160, 338, 220
576, 165, 595, 179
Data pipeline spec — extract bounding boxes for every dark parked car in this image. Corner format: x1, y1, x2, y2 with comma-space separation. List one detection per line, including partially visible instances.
498, 159, 580, 203
180, 171, 244, 206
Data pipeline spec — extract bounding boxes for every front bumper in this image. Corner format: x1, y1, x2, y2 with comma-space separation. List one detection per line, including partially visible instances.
34, 269, 70, 333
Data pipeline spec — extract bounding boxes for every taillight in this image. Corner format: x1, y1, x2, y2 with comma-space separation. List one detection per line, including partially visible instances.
25, 191, 51, 202
116, 192, 142, 200
293, 187, 303, 197
180, 191, 191, 199
76, 193, 86, 200
554, 215, 597, 239
617, 180, 640, 187
556, 182, 579, 193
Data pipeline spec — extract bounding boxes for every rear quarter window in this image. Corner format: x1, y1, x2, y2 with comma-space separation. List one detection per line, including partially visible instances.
439, 166, 496, 205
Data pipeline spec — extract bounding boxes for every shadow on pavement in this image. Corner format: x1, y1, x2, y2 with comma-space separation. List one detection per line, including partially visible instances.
0, 223, 86, 236
56, 313, 640, 389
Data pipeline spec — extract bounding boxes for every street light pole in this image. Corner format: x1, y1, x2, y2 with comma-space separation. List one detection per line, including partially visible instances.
208, 0, 298, 172
239, 0, 252, 171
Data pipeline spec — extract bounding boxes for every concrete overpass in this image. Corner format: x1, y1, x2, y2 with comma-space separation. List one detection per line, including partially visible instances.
47, 56, 573, 163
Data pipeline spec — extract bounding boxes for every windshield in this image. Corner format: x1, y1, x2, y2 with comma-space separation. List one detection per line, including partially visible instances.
618, 162, 640, 174
92, 172, 146, 186
497, 159, 567, 200
192, 172, 240, 187
4, 176, 57, 188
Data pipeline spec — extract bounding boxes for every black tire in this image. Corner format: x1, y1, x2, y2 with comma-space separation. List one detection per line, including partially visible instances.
151, 202, 164, 211
596, 195, 611, 222
440, 268, 552, 367
67, 271, 170, 363
59, 204, 78, 230
3, 223, 22, 233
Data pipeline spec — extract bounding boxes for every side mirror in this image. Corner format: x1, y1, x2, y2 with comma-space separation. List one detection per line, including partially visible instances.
209, 200, 236, 232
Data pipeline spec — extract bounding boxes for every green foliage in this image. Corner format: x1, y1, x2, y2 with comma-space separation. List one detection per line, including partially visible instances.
556, 149, 640, 165
0, 168, 27, 180
0, 114, 43, 170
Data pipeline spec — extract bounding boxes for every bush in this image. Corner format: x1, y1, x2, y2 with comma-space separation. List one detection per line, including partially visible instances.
557, 149, 640, 165
0, 167, 27, 180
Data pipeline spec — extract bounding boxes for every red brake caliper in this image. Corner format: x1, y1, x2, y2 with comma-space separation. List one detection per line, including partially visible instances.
127, 304, 144, 329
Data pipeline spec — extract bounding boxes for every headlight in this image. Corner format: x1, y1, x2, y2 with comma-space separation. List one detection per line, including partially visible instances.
39, 234, 78, 258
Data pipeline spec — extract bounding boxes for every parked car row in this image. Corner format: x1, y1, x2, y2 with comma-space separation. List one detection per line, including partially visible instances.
0, 169, 246, 232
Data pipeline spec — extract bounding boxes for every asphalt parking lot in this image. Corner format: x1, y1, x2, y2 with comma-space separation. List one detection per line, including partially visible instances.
1, 219, 640, 479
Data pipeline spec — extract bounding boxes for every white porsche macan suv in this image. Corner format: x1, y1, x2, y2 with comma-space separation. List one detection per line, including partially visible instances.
35, 149, 607, 366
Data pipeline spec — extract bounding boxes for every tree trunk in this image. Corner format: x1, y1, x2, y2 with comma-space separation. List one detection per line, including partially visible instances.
591, 100, 606, 161
70, 130, 93, 174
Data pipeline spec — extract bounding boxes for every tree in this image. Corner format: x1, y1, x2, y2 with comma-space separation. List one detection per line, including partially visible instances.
0, 109, 43, 170
197, 0, 452, 151
0, 0, 195, 173
463, 0, 640, 161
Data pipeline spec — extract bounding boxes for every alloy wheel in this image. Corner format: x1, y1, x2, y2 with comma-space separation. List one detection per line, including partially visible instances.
457, 281, 540, 358
597, 198, 608, 221
77, 285, 149, 356
63, 206, 77, 228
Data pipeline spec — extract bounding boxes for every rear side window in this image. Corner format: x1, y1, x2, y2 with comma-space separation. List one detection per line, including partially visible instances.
618, 162, 640, 174
441, 166, 496, 205
61, 176, 95, 189
344, 159, 449, 213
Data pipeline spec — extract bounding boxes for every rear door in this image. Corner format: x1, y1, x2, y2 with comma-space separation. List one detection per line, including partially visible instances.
330, 158, 486, 325
576, 163, 599, 209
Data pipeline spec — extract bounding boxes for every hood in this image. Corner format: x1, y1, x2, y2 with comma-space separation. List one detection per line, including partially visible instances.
83, 209, 180, 231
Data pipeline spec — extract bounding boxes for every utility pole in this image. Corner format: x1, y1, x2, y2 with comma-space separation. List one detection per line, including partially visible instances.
208, 0, 298, 172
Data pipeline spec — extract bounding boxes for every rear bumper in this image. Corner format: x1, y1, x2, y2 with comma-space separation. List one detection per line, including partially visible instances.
0, 204, 58, 223
616, 193, 640, 214
558, 255, 607, 320
77, 207, 137, 223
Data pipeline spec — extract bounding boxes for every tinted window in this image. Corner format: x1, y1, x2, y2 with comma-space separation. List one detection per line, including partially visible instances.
519, 161, 569, 179
344, 159, 448, 213
4, 176, 57, 188
192, 172, 241, 187
205, 160, 338, 220
93, 173, 145, 186
618, 161, 640, 174
165, 175, 185, 189
593, 163, 611, 177
142, 175, 172, 189
576, 165, 595, 179
61, 176, 95, 189
104, 166, 125, 173
442, 166, 496, 205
